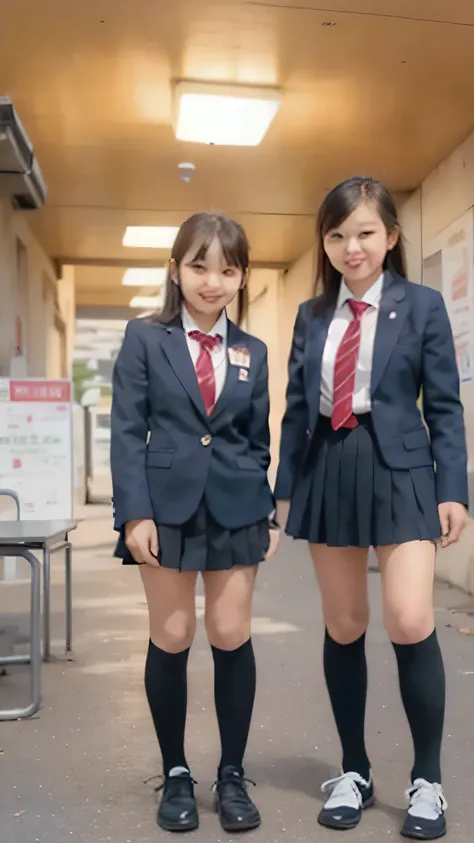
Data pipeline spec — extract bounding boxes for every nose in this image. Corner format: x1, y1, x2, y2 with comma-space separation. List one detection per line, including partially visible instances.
205, 273, 221, 289
346, 236, 361, 254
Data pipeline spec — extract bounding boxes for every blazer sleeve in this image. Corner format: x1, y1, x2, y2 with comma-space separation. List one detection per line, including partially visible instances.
110, 320, 155, 530
422, 291, 469, 507
274, 304, 309, 500
248, 345, 271, 472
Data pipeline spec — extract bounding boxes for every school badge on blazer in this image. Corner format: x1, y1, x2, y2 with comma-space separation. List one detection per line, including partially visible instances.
228, 346, 251, 369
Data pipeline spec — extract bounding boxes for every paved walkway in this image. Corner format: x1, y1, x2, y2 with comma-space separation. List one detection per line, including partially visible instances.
1, 501, 474, 843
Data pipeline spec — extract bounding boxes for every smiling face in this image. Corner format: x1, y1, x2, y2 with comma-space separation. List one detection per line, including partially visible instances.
323, 199, 399, 292
173, 235, 247, 326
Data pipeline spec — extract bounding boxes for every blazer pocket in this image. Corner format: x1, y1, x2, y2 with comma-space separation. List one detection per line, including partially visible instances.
235, 456, 261, 471
402, 429, 430, 451
146, 450, 174, 468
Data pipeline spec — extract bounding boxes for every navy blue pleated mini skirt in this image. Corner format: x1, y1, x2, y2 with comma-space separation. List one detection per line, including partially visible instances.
115, 498, 270, 571
286, 414, 441, 547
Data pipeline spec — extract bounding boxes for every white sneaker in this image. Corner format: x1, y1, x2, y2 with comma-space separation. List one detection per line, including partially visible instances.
318, 771, 374, 830
401, 779, 447, 840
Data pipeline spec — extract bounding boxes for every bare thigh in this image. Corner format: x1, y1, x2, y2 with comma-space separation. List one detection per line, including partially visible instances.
203, 566, 258, 651
377, 541, 436, 644
140, 566, 198, 653
309, 544, 370, 644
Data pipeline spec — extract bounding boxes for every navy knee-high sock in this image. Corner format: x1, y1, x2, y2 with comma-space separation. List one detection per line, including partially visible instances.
144, 639, 189, 775
392, 630, 445, 783
211, 639, 256, 775
323, 629, 371, 780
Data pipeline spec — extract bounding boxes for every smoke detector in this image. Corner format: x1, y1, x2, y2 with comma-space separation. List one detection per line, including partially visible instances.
178, 162, 196, 183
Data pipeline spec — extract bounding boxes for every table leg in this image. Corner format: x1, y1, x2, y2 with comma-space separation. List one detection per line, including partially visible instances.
29, 549, 42, 711
43, 545, 51, 661
65, 542, 72, 653
0, 547, 41, 721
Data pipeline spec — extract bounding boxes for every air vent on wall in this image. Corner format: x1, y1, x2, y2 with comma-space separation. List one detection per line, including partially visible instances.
0, 96, 47, 209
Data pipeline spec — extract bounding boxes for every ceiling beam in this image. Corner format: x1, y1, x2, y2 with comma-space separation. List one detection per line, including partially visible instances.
56, 256, 290, 271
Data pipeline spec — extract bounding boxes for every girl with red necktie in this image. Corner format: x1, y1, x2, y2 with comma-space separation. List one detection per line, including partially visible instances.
111, 212, 279, 833
275, 178, 468, 840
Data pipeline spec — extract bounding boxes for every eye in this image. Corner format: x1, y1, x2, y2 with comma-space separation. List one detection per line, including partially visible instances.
224, 268, 238, 276
328, 232, 343, 240
190, 262, 206, 273
359, 230, 375, 238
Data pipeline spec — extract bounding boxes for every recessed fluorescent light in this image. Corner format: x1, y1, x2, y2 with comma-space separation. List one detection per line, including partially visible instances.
123, 226, 179, 248
130, 295, 163, 309
122, 267, 167, 286
174, 82, 280, 146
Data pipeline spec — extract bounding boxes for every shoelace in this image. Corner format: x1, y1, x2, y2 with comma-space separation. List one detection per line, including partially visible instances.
212, 774, 256, 793
405, 779, 447, 814
321, 771, 369, 805
143, 773, 197, 793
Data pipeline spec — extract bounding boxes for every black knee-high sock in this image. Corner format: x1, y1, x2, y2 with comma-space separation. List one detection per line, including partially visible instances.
324, 629, 371, 780
392, 630, 445, 784
144, 640, 190, 775
211, 639, 256, 775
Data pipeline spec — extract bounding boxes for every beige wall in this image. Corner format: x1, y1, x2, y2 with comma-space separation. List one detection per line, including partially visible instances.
421, 133, 474, 246
398, 130, 474, 480
398, 189, 422, 283
245, 250, 316, 480
246, 269, 281, 484
57, 265, 76, 378
0, 199, 74, 378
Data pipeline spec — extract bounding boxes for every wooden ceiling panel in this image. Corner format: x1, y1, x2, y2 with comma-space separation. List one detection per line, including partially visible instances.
250, 0, 474, 26
30, 207, 316, 265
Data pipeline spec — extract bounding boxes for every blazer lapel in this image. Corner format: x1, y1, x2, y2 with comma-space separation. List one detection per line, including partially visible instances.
305, 306, 334, 427
161, 323, 208, 422
371, 272, 409, 393
211, 320, 245, 423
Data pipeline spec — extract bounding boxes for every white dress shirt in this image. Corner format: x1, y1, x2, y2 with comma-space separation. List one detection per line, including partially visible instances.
181, 306, 228, 402
319, 274, 383, 418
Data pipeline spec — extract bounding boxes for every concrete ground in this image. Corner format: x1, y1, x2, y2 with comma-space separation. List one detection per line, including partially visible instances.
1, 498, 474, 843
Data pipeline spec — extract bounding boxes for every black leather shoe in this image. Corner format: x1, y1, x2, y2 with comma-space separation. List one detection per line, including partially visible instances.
214, 766, 261, 832
156, 772, 199, 832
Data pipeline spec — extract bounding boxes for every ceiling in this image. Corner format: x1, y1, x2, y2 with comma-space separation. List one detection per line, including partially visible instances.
2, 0, 474, 305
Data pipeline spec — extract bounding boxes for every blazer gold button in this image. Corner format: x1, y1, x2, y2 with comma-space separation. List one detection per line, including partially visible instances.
201, 434, 212, 446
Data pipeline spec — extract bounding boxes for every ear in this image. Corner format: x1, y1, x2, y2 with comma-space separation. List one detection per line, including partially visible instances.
240, 268, 249, 289
169, 258, 179, 285
387, 226, 400, 252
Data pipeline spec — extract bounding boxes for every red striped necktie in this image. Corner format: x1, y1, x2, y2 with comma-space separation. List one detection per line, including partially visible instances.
188, 330, 223, 415
331, 299, 370, 431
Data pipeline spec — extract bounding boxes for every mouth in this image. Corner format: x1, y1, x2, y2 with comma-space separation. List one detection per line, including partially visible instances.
199, 294, 223, 304
345, 258, 365, 269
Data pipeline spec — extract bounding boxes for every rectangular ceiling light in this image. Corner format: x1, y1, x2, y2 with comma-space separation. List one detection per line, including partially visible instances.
174, 82, 280, 146
122, 267, 167, 286
130, 295, 163, 309
122, 226, 179, 248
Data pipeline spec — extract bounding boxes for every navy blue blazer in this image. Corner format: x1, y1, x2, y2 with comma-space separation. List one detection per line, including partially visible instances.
110, 316, 275, 531
274, 273, 468, 508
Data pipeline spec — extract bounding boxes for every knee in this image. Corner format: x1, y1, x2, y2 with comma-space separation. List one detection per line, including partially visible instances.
326, 609, 369, 645
152, 618, 196, 653
206, 616, 250, 651
385, 609, 434, 645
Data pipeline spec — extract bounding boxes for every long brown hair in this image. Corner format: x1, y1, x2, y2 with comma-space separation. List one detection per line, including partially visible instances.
152, 212, 249, 325
314, 177, 408, 309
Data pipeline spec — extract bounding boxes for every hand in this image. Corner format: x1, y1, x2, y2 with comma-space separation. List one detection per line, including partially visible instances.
125, 519, 159, 566
275, 500, 290, 532
265, 526, 281, 560
438, 502, 468, 548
